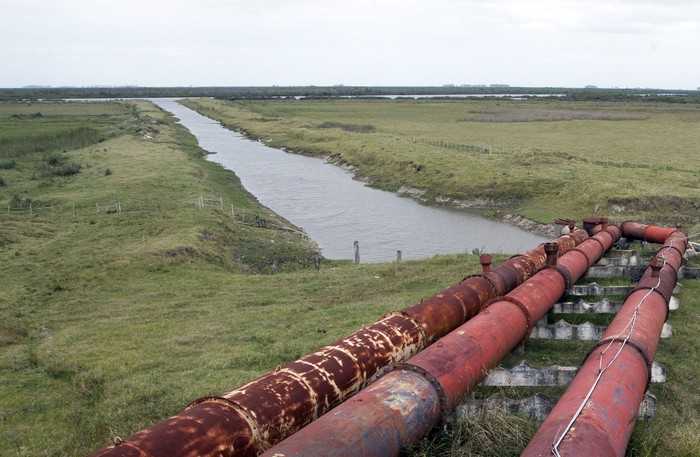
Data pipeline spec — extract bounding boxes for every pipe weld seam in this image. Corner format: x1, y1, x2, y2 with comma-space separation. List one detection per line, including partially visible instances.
571, 247, 592, 270
459, 274, 498, 296
186, 395, 261, 442
589, 236, 607, 260
631, 286, 672, 322
483, 296, 533, 341
584, 338, 653, 389
555, 264, 573, 291
602, 226, 619, 243
390, 362, 449, 425
661, 244, 685, 261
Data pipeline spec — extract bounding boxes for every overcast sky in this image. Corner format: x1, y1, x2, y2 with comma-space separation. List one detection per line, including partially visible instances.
2, 0, 698, 89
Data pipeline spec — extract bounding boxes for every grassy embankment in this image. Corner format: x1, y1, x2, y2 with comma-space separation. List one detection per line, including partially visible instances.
1, 98, 697, 456
0, 100, 490, 456
181, 97, 700, 456
182, 97, 700, 233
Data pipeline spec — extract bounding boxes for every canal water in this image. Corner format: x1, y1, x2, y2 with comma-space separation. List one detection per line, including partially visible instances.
152, 99, 548, 262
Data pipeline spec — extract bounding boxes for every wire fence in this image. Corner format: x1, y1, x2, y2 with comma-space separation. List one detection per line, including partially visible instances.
2, 195, 306, 236
372, 130, 693, 172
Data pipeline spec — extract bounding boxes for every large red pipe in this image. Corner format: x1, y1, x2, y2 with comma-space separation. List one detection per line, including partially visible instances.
259, 225, 620, 457
522, 224, 686, 457
88, 230, 588, 457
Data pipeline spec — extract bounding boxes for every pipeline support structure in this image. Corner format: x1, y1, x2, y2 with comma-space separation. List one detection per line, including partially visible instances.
259, 222, 621, 457
521, 222, 687, 457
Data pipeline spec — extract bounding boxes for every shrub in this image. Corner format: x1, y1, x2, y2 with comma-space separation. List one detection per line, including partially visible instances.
319, 121, 376, 133
37, 162, 82, 177
0, 160, 17, 169
0, 176, 5, 186
43, 153, 63, 166
9, 194, 22, 208
54, 162, 82, 177
104, 168, 112, 176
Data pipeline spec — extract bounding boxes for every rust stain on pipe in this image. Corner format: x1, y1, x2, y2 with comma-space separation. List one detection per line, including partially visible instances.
522, 224, 686, 457
260, 225, 617, 457
87, 229, 590, 457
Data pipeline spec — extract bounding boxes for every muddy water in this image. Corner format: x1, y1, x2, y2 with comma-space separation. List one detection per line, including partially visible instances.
153, 99, 548, 262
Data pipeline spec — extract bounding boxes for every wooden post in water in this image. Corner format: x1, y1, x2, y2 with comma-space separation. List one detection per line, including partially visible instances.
354, 241, 360, 264
397, 250, 402, 263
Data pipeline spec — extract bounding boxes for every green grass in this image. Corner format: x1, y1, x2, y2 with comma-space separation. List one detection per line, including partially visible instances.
1, 98, 698, 457
0, 100, 488, 456
181, 97, 700, 234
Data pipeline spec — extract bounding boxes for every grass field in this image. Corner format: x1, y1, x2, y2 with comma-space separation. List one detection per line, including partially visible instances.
1, 98, 698, 457
0, 100, 489, 456
181, 97, 700, 232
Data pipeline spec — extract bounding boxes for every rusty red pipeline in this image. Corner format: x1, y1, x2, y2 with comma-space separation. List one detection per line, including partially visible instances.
258, 223, 620, 457
522, 224, 687, 457
87, 230, 589, 457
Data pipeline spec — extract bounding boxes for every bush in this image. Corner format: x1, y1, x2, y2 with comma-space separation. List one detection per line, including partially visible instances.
37, 162, 82, 178
43, 153, 63, 166
0, 160, 17, 169
0, 176, 5, 186
319, 121, 376, 133
54, 162, 82, 177
104, 168, 112, 176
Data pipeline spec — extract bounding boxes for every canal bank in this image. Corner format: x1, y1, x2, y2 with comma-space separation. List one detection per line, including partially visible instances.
152, 98, 548, 262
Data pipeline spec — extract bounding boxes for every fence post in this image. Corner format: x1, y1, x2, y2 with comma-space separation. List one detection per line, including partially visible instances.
354, 241, 360, 264
96, 203, 100, 214
397, 250, 402, 263
231, 204, 235, 219
314, 253, 320, 270
29, 203, 32, 216
219, 196, 223, 209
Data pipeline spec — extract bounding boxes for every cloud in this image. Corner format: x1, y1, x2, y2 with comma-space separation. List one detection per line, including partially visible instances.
1, 0, 699, 88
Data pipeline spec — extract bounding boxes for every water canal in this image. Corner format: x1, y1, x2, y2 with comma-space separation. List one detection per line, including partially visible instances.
152, 99, 548, 262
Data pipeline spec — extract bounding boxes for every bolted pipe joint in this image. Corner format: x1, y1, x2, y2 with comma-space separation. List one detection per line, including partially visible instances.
479, 254, 493, 273
544, 242, 559, 269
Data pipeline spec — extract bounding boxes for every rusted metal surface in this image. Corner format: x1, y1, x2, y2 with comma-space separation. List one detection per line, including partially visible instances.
401, 229, 588, 342
88, 401, 257, 457
582, 217, 601, 235
522, 225, 686, 457
621, 220, 681, 244
260, 226, 617, 457
217, 313, 425, 452
480, 253, 493, 272
88, 228, 591, 457
259, 369, 442, 457
544, 242, 559, 269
